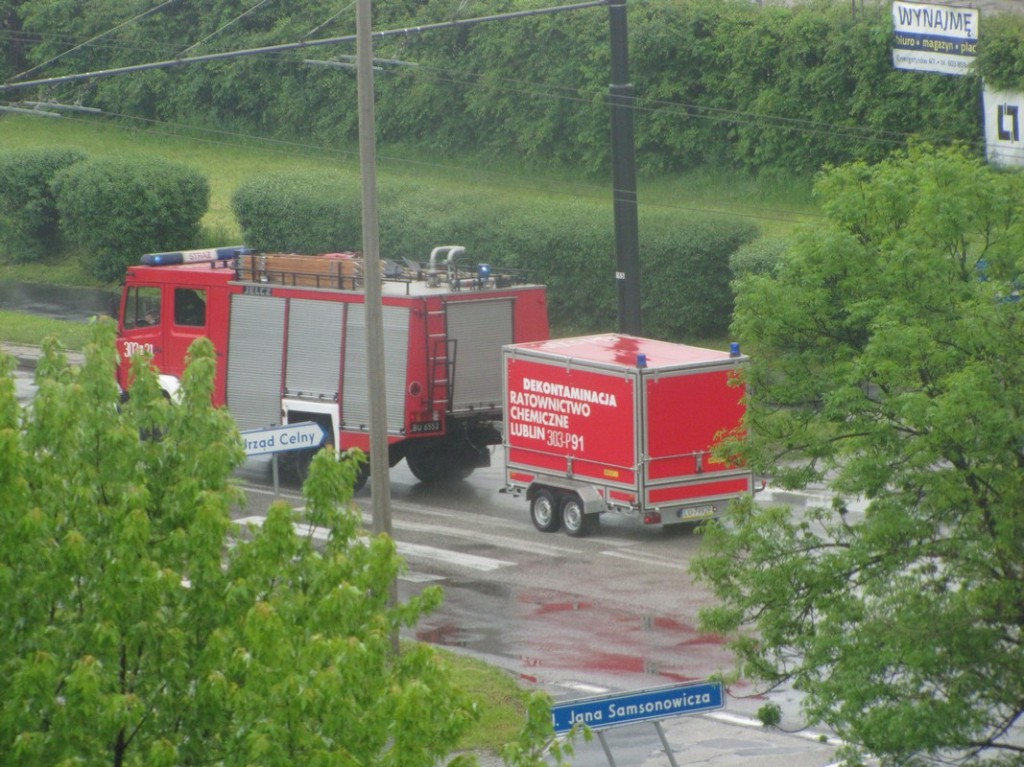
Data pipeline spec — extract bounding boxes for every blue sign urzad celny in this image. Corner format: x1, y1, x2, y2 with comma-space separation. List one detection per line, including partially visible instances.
551, 680, 724, 735
240, 421, 326, 457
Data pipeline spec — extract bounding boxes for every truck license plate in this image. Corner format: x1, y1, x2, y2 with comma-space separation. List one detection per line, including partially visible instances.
678, 505, 715, 520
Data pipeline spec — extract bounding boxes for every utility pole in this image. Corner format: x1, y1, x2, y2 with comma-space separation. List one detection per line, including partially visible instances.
355, 0, 399, 652
608, 0, 642, 336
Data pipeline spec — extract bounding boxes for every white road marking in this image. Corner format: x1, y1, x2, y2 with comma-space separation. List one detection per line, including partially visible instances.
233, 515, 516, 572
397, 541, 515, 571
391, 517, 574, 558
401, 572, 447, 583
600, 549, 688, 571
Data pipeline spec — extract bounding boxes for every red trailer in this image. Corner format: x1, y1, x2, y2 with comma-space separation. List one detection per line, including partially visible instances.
502, 334, 752, 536
116, 245, 549, 489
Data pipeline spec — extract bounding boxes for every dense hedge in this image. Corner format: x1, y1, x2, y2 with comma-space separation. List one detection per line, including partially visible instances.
729, 236, 788, 279
3, 0, 1004, 179
0, 148, 87, 263
233, 170, 755, 339
231, 171, 363, 254
52, 157, 210, 281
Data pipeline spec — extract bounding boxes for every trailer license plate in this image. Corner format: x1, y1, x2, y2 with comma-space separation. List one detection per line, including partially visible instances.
678, 505, 715, 520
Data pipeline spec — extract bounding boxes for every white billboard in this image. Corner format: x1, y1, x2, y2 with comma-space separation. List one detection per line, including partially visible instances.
892, 1, 978, 75
983, 85, 1024, 168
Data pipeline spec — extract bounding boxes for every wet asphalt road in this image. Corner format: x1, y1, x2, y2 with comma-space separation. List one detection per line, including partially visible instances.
235, 456, 844, 767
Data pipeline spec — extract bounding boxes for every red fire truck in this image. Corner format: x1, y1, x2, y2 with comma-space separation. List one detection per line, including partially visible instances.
502, 334, 752, 536
116, 245, 549, 488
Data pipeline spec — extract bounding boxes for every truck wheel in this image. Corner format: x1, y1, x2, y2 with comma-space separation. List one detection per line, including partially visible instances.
406, 449, 473, 483
561, 495, 594, 538
351, 462, 370, 492
288, 448, 316, 485
530, 490, 562, 533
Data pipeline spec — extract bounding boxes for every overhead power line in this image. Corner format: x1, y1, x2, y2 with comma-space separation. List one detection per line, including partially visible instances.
179, 0, 276, 56
305, 2, 358, 39
9, 0, 180, 83
0, 1, 607, 94
0, 104, 60, 117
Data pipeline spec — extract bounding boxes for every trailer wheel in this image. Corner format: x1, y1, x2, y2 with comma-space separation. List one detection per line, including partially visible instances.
561, 494, 594, 538
530, 489, 562, 533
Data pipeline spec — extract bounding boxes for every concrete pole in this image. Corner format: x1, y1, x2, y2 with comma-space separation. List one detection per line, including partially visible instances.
356, 0, 399, 651
608, 0, 642, 336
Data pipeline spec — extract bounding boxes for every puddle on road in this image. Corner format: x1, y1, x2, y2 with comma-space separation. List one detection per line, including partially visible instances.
0, 281, 118, 323
416, 621, 505, 649
414, 584, 738, 690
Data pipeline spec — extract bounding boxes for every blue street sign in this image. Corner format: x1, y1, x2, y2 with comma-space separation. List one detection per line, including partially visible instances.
241, 421, 326, 457
551, 680, 724, 734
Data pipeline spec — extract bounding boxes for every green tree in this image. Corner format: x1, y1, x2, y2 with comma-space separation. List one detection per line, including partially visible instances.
0, 0, 29, 81
0, 321, 562, 766
692, 145, 1024, 765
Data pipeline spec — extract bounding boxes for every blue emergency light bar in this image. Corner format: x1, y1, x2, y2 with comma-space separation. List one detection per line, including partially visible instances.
141, 245, 252, 266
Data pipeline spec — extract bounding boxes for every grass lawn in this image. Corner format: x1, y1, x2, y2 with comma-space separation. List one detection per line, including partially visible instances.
0, 113, 817, 346
1, 311, 95, 350
0, 113, 817, 250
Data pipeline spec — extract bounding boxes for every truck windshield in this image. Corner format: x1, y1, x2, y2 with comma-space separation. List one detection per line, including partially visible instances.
123, 286, 162, 329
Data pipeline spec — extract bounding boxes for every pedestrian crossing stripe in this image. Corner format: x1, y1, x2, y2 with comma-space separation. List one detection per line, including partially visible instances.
233, 516, 515, 572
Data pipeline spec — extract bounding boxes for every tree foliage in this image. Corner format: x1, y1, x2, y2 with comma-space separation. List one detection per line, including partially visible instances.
7, 0, 1000, 178
974, 13, 1024, 92
693, 145, 1024, 764
0, 0, 30, 81
0, 320, 550, 766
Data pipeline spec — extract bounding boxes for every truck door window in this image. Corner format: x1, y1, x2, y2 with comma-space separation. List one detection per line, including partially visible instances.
123, 286, 162, 329
174, 288, 207, 326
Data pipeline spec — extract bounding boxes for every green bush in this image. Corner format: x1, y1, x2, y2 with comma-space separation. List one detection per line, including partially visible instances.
0, 148, 87, 263
232, 171, 363, 253
52, 157, 209, 282
730, 236, 789, 279
640, 214, 757, 339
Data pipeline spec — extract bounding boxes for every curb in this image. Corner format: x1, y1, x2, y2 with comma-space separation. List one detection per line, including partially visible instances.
3, 343, 85, 370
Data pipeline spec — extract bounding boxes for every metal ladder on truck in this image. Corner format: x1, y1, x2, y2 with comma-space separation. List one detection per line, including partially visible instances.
425, 304, 455, 416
